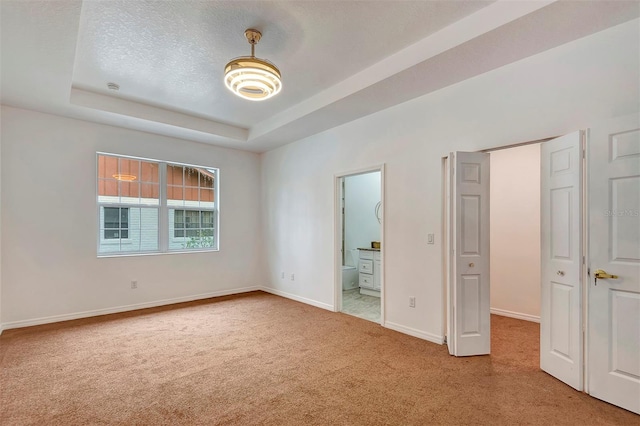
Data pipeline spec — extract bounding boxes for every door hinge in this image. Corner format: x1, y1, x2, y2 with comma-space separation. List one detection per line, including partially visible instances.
582, 256, 585, 265
443, 335, 448, 344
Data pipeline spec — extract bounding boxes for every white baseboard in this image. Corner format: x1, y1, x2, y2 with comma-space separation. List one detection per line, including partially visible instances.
385, 321, 444, 345
1, 286, 450, 348
490, 307, 540, 323
359, 288, 380, 297
259, 287, 334, 312
1, 286, 262, 331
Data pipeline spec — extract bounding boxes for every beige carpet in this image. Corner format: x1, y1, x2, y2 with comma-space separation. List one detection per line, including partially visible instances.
0, 291, 637, 425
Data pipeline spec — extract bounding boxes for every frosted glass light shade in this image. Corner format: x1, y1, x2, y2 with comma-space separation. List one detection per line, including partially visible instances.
224, 57, 282, 101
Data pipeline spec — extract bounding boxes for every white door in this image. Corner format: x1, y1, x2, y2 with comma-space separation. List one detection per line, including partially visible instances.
588, 114, 640, 414
540, 131, 584, 390
449, 151, 491, 356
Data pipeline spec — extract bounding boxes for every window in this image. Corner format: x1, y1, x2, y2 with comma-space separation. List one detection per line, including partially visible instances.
97, 153, 219, 255
104, 207, 129, 239
174, 210, 214, 238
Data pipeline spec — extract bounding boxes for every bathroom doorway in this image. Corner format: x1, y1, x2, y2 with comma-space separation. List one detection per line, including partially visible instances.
334, 166, 384, 324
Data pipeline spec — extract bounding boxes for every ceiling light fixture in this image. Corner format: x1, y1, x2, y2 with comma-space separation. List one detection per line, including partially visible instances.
112, 174, 137, 182
224, 29, 282, 101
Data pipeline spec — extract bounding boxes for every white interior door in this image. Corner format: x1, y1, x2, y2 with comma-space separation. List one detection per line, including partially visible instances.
449, 151, 490, 356
588, 114, 640, 414
540, 131, 584, 390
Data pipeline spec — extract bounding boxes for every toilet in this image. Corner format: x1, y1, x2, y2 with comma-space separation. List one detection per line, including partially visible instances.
342, 249, 359, 290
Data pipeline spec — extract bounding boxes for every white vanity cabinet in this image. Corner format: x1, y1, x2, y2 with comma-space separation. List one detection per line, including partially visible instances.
358, 249, 381, 294
373, 255, 381, 291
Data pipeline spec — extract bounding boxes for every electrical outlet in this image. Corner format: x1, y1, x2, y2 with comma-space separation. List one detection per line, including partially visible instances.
281, 272, 285, 279
131, 280, 138, 290
290, 273, 295, 281
409, 296, 416, 308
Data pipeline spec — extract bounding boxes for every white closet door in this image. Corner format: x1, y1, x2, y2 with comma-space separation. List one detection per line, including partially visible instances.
540, 131, 583, 390
449, 151, 491, 356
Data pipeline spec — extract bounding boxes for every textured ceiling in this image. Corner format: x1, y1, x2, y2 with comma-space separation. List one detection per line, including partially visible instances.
72, 1, 491, 127
1, 1, 639, 152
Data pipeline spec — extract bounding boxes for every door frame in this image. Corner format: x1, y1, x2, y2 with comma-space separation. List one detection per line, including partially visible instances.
442, 135, 589, 377
334, 164, 386, 325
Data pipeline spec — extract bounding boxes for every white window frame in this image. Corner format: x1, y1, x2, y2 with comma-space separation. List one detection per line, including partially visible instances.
96, 152, 220, 257
165, 162, 218, 252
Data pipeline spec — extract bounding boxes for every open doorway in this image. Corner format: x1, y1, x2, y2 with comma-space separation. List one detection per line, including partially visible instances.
446, 132, 584, 377
445, 119, 640, 414
488, 143, 542, 369
489, 143, 541, 323
444, 142, 549, 356
335, 168, 383, 324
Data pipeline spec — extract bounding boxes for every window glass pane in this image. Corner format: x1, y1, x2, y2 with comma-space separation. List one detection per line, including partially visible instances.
120, 182, 140, 201
140, 161, 158, 183
169, 208, 215, 250
167, 165, 183, 186
141, 183, 159, 200
120, 208, 129, 227
104, 207, 119, 229
98, 155, 159, 205
200, 171, 214, 189
103, 207, 129, 240
119, 158, 139, 179
184, 187, 198, 202
184, 167, 199, 187
98, 179, 119, 197
200, 189, 214, 206
201, 211, 214, 228
185, 210, 199, 228
167, 185, 183, 203
99, 208, 158, 254
98, 155, 118, 180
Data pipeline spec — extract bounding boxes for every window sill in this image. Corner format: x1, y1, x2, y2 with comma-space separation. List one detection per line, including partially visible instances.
97, 248, 219, 258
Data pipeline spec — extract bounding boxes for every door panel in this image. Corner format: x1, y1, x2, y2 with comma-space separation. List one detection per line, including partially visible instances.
588, 114, 640, 414
541, 131, 583, 390
449, 151, 490, 356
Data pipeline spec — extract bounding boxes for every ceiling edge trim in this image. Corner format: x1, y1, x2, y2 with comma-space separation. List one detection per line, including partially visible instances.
247, 0, 555, 141
70, 87, 249, 142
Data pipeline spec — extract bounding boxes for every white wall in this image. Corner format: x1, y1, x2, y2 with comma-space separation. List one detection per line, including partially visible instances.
0, 106, 2, 332
490, 144, 541, 321
0, 106, 265, 327
261, 19, 639, 342
344, 172, 381, 264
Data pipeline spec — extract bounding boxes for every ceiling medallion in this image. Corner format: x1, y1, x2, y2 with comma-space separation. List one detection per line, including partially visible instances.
224, 29, 282, 101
